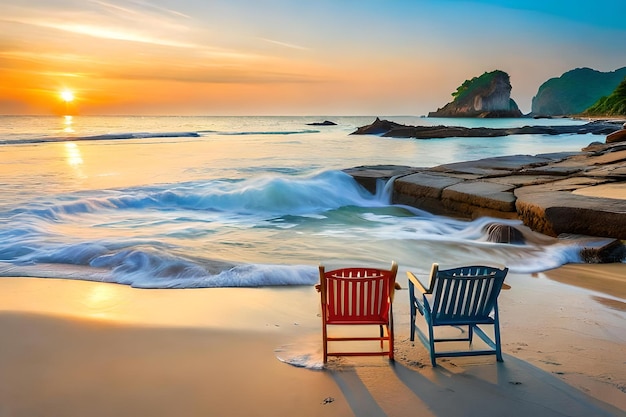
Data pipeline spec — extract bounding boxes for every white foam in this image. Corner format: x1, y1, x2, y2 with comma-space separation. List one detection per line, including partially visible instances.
274, 340, 324, 370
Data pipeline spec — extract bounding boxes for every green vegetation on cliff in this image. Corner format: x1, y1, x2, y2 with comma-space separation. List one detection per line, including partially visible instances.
583, 77, 626, 116
531, 67, 626, 116
451, 70, 507, 102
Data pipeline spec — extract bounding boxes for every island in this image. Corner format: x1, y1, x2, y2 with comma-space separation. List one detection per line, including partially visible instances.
428, 70, 523, 118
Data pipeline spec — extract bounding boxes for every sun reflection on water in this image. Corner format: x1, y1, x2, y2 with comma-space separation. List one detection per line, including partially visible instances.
64, 142, 83, 166
63, 115, 74, 133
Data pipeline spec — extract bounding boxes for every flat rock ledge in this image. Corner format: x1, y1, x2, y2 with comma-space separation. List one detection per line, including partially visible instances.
344, 141, 626, 262
351, 117, 624, 139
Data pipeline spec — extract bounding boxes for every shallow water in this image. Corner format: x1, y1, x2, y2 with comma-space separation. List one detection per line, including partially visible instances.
0, 115, 601, 288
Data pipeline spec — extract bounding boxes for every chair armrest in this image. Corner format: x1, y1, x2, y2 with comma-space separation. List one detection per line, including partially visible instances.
406, 271, 430, 294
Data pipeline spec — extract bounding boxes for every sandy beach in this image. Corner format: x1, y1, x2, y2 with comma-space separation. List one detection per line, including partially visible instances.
0, 263, 624, 417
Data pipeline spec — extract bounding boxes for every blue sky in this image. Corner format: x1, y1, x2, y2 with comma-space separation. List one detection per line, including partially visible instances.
1, 0, 624, 115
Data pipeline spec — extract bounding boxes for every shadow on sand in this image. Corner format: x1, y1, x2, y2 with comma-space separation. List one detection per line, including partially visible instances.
330, 355, 623, 417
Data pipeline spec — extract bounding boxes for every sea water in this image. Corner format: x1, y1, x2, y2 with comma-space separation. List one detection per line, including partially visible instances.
0, 115, 600, 288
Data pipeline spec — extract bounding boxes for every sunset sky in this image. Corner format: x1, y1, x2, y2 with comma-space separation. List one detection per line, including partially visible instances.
1, 0, 625, 116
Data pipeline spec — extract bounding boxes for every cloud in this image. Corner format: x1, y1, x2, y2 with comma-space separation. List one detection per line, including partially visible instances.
2, 16, 195, 48
259, 38, 310, 51
89, 0, 191, 20
1, 0, 195, 48
100, 64, 324, 84
122, 0, 192, 19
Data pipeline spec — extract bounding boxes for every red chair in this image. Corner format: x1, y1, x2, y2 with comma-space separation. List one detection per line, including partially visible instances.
318, 261, 398, 363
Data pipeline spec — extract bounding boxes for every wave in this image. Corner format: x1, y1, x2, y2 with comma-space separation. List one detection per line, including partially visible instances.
0, 170, 377, 287
275, 338, 324, 370
216, 129, 320, 135
6, 170, 380, 221
0, 131, 201, 145
0, 170, 593, 289
0, 259, 319, 289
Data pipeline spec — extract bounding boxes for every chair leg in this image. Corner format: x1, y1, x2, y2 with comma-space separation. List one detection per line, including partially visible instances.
389, 310, 395, 360
494, 308, 503, 362
428, 323, 436, 366
323, 324, 328, 363
409, 296, 416, 342
468, 325, 474, 344
388, 324, 394, 361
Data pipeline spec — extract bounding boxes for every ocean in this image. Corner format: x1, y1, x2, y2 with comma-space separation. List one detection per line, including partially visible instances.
0, 115, 600, 288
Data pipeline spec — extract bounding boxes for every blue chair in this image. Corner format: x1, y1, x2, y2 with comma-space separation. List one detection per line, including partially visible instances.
407, 263, 508, 366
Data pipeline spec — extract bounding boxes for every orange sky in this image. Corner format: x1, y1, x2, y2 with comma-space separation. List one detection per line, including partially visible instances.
1, 0, 625, 116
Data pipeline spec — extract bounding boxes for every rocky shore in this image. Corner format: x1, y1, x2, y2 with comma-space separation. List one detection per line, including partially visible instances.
345, 121, 626, 262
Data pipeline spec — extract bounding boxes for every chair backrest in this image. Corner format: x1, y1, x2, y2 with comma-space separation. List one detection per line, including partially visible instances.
429, 265, 507, 323
320, 263, 397, 323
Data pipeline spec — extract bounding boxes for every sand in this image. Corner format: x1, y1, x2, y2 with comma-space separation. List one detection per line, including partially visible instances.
0, 263, 624, 417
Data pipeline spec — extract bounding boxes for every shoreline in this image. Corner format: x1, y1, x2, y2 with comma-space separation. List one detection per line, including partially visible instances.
0, 262, 624, 416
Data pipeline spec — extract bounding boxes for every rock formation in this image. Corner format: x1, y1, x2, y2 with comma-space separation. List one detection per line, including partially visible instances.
484, 223, 525, 244
606, 123, 626, 144
351, 118, 622, 139
531, 67, 626, 117
428, 70, 522, 118
351, 117, 405, 135
306, 120, 337, 126
344, 139, 626, 242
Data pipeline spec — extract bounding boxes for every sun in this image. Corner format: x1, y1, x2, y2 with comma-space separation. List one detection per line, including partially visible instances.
60, 90, 75, 102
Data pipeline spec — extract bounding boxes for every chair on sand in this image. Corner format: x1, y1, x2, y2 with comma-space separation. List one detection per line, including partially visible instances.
407, 263, 508, 366
318, 261, 398, 363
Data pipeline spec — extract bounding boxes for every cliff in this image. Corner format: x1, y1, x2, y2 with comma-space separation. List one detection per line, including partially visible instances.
583, 76, 626, 116
531, 67, 626, 116
428, 70, 523, 118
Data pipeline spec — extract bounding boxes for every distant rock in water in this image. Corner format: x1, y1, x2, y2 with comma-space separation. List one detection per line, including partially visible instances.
351, 117, 405, 135
306, 120, 337, 126
531, 67, 626, 117
350, 118, 621, 139
428, 70, 523, 118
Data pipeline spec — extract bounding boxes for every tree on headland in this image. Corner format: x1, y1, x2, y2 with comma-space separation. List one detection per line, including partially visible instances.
583, 76, 626, 116
451, 70, 507, 102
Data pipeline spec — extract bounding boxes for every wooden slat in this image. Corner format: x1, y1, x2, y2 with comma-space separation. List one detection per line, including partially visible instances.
462, 279, 475, 317
477, 278, 492, 317
374, 278, 382, 317
470, 279, 484, 316
448, 279, 461, 317
324, 268, 393, 323
342, 279, 349, 317
427, 269, 508, 322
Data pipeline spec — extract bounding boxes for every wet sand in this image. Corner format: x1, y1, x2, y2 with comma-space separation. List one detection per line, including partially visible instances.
0, 263, 624, 416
